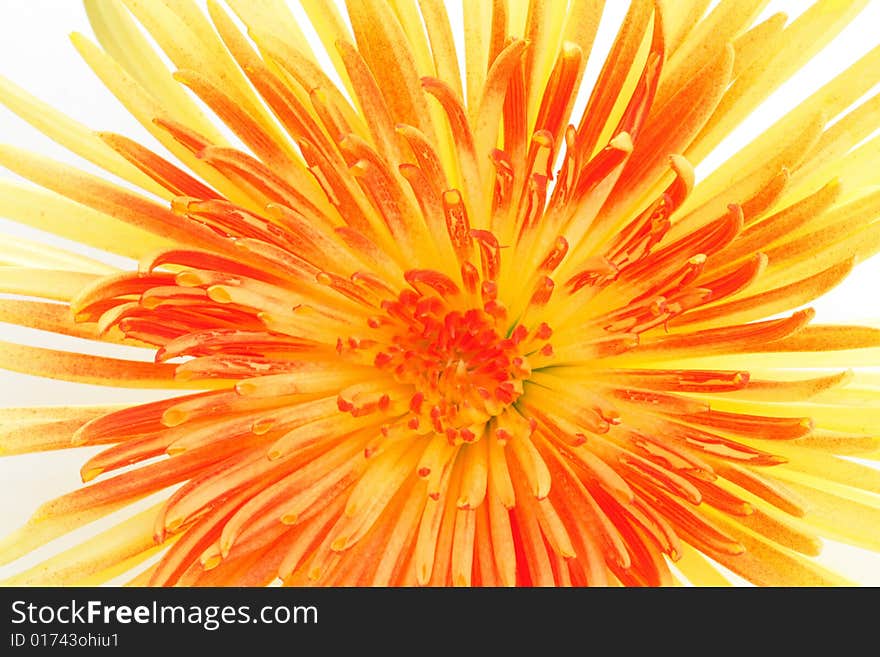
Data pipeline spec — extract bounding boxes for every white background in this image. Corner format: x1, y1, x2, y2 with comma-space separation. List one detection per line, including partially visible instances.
0, 0, 878, 585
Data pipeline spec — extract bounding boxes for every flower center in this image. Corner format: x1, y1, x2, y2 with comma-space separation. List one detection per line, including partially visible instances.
361, 282, 554, 441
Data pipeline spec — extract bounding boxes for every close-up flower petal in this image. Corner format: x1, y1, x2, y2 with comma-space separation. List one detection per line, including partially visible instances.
0, 0, 879, 587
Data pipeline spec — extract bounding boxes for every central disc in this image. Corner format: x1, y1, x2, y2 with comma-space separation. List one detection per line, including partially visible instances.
376, 305, 528, 435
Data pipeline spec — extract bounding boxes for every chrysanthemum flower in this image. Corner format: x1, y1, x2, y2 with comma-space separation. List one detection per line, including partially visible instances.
1, 0, 879, 587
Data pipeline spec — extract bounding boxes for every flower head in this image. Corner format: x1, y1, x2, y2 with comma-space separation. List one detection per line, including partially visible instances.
1, 0, 880, 586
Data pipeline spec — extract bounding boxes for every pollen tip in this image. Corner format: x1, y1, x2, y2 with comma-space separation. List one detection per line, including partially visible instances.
561, 40, 581, 56
80, 467, 103, 483
252, 419, 273, 435
140, 296, 162, 311
349, 159, 369, 176
219, 537, 234, 559
416, 563, 431, 586
174, 271, 201, 287
166, 517, 184, 533
161, 408, 188, 427
443, 189, 462, 204
235, 380, 258, 396
172, 368, 196, 383
800, 307, 817, 322
206, 285, 233, 304
495, 428, 511, 445
609, 131, 634, 153
71, 310, 91, 324
201, 554, 222, 571
281, 512, 298, 525
263, 202, 284, 218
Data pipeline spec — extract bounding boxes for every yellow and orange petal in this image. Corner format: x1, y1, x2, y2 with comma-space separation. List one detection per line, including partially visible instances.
0, 0, 879, 587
